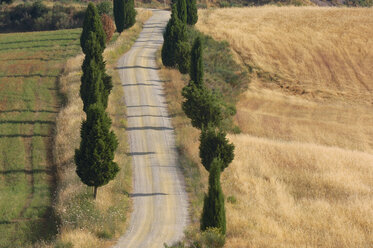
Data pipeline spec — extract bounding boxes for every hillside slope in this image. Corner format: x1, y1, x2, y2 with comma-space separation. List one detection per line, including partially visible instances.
196, 7, 373, 247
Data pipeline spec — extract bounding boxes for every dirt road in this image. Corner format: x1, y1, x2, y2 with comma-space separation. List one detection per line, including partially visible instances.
113, 10, 188, 248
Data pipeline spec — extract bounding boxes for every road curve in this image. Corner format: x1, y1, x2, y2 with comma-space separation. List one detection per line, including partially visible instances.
113, 10, 188, 248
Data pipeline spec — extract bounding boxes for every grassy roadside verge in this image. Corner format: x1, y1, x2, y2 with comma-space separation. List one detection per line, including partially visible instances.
158, 26, 248, 244
53, 9, 152, 248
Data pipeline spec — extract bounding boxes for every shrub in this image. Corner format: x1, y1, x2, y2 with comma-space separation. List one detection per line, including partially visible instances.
200, 228, 225, 248
101, 14, 115, 43
1, 1, 84, 32
0, 0, 13, 4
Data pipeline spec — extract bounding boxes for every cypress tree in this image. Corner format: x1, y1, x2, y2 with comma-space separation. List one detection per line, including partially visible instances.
190, 36, 203, 87
182, 81, 223, 129
200, 158, 226, 235
113, 0, 125, 33
176, 40, 190, 74
80, 3, 105, 55
186, 0, 198, 25
80, 35, 105, 112
123, 0, 136, 29
199, 126, 235, 172
176, 0, 187, 24
80, 3, 112, 112
162, 4, 188, 68
75, 104, 119, 199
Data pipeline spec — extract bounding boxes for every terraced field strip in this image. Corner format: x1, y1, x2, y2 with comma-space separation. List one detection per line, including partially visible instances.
0, 29, 81, 247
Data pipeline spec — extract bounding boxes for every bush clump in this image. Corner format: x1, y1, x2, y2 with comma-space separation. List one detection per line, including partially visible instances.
0, 1, 84, 32
101, 14, 115, 43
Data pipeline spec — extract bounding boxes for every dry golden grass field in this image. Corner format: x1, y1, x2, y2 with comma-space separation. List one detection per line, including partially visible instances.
195, 7, 373, 247
162, 7, 373, 248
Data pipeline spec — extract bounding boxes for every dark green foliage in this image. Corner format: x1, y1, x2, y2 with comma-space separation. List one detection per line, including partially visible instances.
80, 59, 112, 113
113, 0, 125, 33
185, 27, 247, 132
75, 104, 119, 199
123, 0, 136, 29
80, 47, 105, 112
186, 0, 198, 25
1, 1, 84, 32
81, 3, 106, 55
200, 158, 226, 235
162, 5, 188, 68
346, 0, 373, 6
0, 0, 13, 4
190, 36, 203, 87
97, 1, 113, 17
80, 3, 112, 111
176, 0, 187, 24
182, 81, 224, 129
199, 127, 234, 172
176, 41, 191, 74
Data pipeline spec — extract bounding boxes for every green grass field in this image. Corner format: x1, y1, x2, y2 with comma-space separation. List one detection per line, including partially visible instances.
0, 29, 81, 247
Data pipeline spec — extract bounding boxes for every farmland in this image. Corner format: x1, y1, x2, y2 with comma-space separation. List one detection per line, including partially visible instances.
0, 29, 81, 247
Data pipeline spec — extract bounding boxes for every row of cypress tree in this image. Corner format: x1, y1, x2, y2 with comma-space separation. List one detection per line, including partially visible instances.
75, 3, 119, 199
178, 30, 235, 236
161, 1, 235, 235
162, 0, 198, 74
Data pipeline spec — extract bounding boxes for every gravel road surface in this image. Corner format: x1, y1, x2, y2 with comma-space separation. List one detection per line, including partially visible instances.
113, 9, 188, 248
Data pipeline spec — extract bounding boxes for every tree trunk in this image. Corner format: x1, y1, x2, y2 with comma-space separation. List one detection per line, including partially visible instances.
94, 186, 98, 199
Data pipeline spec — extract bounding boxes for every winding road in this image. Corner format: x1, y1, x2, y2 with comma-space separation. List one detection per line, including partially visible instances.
113, 10, 188, 248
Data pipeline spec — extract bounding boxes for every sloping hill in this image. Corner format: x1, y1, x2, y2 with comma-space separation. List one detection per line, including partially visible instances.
196, 7, 373, 247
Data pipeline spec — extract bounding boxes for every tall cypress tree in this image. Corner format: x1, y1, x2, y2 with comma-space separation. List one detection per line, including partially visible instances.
75, 104, 119, 199
186, 0, 198, 25
81, 3, 105, 55
123, 0, 136, 29
176, 0, 187, 24
113, 0, 125, 33
190, 36, 203, 87
80, 3, 112, 112
162, 4, 188, 68
80, 33, 105, 112
200, 158, 226, 235
199, 126, 235, 172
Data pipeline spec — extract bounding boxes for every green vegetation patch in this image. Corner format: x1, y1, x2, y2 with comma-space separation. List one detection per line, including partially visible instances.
0, 28, 81, 247
186, 27, 248, 132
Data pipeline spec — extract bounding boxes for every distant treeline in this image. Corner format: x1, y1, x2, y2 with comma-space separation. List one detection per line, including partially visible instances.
0, 1, 85, 32
209, 0, 372, 7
